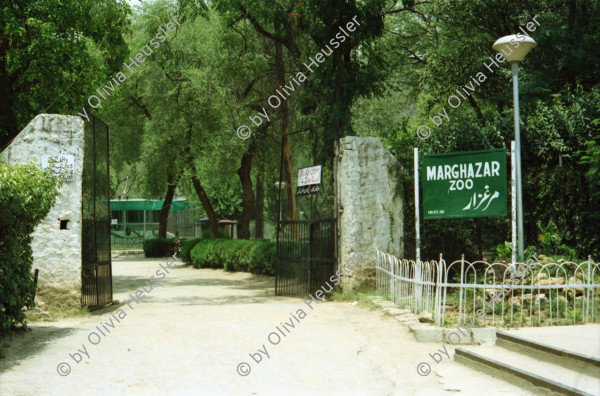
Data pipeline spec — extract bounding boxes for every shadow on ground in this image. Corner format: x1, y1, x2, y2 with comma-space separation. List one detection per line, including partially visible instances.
0, 327, 78, 374
112, 269, 274, 295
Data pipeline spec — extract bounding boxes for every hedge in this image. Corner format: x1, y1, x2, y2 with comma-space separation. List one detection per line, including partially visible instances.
180, 238, 202, 263
142, 238, 178, 257
190, 239, 275, 275
200, 226, 232, 239
0, 160, 63, 335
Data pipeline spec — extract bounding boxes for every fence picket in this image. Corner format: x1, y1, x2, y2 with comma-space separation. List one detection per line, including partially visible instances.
375, 251, 599, 328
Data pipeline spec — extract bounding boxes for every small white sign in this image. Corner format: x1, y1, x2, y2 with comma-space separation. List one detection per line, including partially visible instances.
111, 219, 118, 225
42, 155, 74, 181
297, 165, 321, 187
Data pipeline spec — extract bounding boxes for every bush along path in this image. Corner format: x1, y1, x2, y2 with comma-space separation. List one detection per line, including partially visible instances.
189, 239, 276, 275
0, 160, 64, 336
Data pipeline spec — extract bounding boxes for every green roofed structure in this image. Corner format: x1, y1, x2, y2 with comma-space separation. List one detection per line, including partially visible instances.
110, 198, 199, 248
110, 199, 191, 212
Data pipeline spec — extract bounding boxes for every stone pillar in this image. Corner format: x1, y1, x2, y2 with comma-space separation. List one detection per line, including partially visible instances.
2, 114, 85, 306
335, 136, 404, 291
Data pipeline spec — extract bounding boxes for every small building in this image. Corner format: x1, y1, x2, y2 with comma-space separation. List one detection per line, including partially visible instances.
110, 198, 200, 248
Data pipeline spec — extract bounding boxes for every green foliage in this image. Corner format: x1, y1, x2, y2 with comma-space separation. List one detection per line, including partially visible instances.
142, 238, 177, 258
352, 0, 600, 262
0, 160, 62, 336
180, 238, 203, 263
524, 246, 538, 261
247, 241, 276, 275
0, 0, 131, 146
200, 226, 231, 239
537, 220, 560, 254
190, 239, 276, 275
524, 87, 600, 257
577, 132, 600, 201
537, 220, 577, 260
495, 242, 513, 261
196, 180, 243, 220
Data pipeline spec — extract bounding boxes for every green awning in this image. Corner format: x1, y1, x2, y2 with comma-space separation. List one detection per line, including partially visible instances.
110, 200, 190, 212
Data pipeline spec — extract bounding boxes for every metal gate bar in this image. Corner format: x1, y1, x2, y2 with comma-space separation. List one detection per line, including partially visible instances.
276, 219, 337, 296
81, 115, 112, 310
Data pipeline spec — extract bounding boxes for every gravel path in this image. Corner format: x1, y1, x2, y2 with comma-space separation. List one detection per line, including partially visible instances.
0, 256, 534, 396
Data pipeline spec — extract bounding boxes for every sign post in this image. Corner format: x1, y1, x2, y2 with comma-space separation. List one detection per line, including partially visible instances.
422, 149, 508, 219
296, 165, 321, 196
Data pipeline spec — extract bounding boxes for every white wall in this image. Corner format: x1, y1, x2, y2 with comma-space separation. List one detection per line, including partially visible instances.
2, 114, 85, 306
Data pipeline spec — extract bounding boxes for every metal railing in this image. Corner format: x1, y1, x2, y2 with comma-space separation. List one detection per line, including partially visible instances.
376, 249, 600, 327
276, 219, 337, 296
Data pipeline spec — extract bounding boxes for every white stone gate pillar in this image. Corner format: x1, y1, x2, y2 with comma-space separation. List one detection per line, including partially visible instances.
335, 136, 405, 291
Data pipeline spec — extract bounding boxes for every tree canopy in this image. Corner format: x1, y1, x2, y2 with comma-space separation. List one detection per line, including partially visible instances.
1, 0, 598, 257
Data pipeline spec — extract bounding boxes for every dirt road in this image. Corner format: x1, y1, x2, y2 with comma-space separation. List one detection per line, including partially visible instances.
0, 256, 533, 396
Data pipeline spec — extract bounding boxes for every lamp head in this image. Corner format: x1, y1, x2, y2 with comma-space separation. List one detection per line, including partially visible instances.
493, 34, 536, 63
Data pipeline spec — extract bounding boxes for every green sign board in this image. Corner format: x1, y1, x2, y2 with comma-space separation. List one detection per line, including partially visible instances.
422, 148, 507, 219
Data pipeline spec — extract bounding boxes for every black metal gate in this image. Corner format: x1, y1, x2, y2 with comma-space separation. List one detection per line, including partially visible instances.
275, 127, 338, 296
276, 219, 337, 296
81, 115, 112, 310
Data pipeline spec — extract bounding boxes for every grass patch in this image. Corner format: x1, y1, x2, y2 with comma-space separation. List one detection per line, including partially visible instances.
26, 305, 91, 322
328, 289, 386, 311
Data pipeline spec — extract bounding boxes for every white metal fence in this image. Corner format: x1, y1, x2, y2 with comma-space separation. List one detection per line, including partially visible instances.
375, 249, 600, 327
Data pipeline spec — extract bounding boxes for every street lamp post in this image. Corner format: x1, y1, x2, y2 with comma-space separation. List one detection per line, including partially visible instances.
274, 181, 286, 224
493, 34, 536, 261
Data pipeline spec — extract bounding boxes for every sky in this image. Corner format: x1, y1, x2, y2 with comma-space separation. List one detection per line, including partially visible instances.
126, 0, 143, 9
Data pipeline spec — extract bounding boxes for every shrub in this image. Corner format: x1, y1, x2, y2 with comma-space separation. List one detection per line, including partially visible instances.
143, 238, 177, 257
248, 242, 276, 275
200, 226, 232, 239
180, 238, 202, 263
0, 160, 63, 336
190, 239, 276, 275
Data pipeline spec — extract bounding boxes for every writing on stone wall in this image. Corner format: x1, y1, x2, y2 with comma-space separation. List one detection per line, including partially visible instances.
42, 155, 75, 181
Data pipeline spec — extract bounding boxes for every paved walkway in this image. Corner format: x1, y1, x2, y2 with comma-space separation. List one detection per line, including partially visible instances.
506, 324, 600, 358
0, 256, 536, 396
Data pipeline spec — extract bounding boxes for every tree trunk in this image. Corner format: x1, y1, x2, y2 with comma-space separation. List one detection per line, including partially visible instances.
237, 136, 258, 239
158, 183, 177, 238
255, 150, 265, 238
191, 174, 221, 238
566, 0, 577, 87
275, 40, 296, 223
237, 116, 271, 240
183, 124, 220, 238
0, 69, 18, 150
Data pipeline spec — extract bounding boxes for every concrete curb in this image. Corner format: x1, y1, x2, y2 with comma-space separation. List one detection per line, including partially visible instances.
367, 297, 499, 345
496, 331, 600, 378
454, 348, 595, 396
367, 296, 419, 326
407, 323, 498, 345
112, 250, 144, 255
